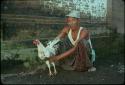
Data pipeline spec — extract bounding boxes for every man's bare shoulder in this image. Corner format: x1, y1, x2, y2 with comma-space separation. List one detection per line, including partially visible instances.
80, 27, 90, 39
81, 27, 89, 34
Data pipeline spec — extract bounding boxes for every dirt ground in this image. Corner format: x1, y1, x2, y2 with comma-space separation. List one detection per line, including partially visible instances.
1, 55, 124, 84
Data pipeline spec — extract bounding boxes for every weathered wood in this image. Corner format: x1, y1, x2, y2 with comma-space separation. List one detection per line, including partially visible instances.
1, 14, 106, 25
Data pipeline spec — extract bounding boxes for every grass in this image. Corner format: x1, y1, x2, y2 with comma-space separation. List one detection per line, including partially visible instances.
1, 33, 124, 73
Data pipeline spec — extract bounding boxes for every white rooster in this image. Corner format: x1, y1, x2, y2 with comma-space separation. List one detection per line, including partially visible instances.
33, 38, 60, 76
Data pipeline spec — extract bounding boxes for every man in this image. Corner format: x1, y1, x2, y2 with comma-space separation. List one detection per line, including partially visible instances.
49, 10, 96, 72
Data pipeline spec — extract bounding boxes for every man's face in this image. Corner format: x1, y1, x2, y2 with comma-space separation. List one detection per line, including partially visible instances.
66, 17, 79, 27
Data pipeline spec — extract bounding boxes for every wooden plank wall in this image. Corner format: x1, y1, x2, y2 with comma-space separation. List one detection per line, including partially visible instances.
1, 0, 109, 41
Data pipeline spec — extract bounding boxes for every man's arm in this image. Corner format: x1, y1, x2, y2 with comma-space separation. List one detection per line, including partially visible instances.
49, 29, 89, 62
55, 26, 69, 40
49, 45, 77, 62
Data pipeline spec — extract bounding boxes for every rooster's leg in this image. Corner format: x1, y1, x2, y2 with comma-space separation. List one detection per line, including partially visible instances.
45, 61, 53, 76
51, 62, 57, 75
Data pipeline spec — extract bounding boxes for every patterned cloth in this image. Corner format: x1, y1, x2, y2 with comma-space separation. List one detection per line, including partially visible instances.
56, 36, 92, 72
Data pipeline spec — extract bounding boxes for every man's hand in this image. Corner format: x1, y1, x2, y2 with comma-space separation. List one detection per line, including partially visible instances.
48, 56, 58, 62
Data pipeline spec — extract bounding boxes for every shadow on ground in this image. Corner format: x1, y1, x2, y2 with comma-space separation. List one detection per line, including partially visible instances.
1, 55, 124, 84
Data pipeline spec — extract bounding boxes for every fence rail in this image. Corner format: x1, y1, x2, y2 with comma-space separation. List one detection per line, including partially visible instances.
1, 14, 107, 25
1, 35, 111, 42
